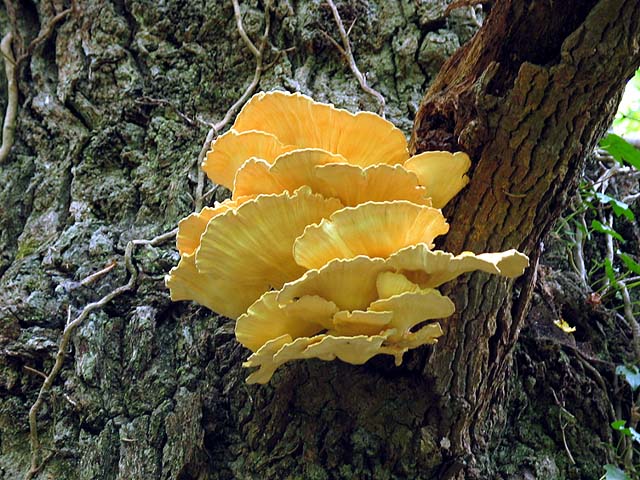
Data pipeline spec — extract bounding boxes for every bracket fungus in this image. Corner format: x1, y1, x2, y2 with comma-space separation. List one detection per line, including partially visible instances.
166, 91, 530, 384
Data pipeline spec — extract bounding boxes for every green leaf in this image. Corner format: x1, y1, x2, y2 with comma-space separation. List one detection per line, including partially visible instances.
619, 253, 640, 275
600, 133, 640, 169
604, 464, 631, 480
574, 220, 588, 236
610, 419, 640, 443
592, 219, 625, 243
604, 258, 618, 287
612, 419, 628, 429
596, 193, 635, 221
616, 365, 640, 390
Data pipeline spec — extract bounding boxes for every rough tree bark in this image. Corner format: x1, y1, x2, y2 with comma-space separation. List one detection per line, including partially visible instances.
412, 0, 640, 473
0, 0, 638, 479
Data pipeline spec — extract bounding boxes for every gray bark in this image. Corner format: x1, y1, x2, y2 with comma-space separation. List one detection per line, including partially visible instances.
0, 0, 637, 479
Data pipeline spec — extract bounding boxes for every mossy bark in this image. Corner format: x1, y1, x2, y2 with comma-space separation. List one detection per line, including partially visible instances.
0, 1, 638, 479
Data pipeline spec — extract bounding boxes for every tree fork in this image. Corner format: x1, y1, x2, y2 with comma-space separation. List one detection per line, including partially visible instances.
410, 0, 640, 473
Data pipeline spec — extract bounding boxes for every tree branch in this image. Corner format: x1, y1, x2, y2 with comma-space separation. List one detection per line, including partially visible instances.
324, 0, 386, 117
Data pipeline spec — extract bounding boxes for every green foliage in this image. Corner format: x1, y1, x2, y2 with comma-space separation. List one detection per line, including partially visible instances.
559, 70, 640, 480
611, 420, 640, 444
591, 219, 625, 243
619, 253, 640, 275
599, 134, 640, 169
612, 69, 640, 136
595, 193, 635, 221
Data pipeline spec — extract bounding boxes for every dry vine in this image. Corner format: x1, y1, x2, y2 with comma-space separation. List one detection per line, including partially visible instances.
193, 0, 274, 211
24, 229, 177, 479
0, 3, 74, 165
24, 1, 280, 475
14, 6, 74, 68
322, 0, 386, 117
0, 32, 17, 164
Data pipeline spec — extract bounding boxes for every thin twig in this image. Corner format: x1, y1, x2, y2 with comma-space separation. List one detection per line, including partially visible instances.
194, 128, 217, 212
219, 0, 271, 132
15, 7, 73, 68
25, 228, 177, 479
620, 281, 640, 365
623, 192, 640, 204
78, 261, 117, 287
135, 96, 214, 128
1, 4, 74, 165
551, 389, 576, 465
324, 0, 386, 117
0, 32, 17, 164
193, 0, 273, 210
573, 212, 588, 285
23, 366, 47, 380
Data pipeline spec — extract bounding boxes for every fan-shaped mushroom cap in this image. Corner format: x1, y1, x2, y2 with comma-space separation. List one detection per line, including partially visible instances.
234, 155, 430, 207
203, 129, 294, 188
369, 290, 454, 337
278, 256, 388, 311
376, 271, 423, 298
176, 196, 254, 255
382, 322, 444, 365
312, 163, 431, 206
404, 151, 471, 208
386, 244, 529, 288
232, 91, 409, 167
165, 253, 256, 319
236, 292, 336, 352
194, 187, 342, 315
293, 201, 449, 270
232, 148, 345, 199
242, 320, 447, 384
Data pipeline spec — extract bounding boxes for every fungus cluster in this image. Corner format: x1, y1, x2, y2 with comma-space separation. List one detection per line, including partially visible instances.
166, 91, 529, 384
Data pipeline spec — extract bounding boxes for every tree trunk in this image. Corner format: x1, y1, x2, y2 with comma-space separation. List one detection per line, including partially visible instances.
0, 1, 638, 479
412, 0, 640, 471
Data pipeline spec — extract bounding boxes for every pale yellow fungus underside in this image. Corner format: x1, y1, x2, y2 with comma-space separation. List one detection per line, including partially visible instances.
236, 292, 335, 352
375, 271, 424, 298
232, 148, 345, 199
369, 290, 454, 337
330, 310, 393, 336
386, 244, 530, 288
243, 331, 395, 384
165, 253, 258, 320
278, 256, 388, 311
232, 91, 410, 167
293, 201, 449, 270
242, 322, 445, 384
194, 187, 343, 314
404, 151, 471, 208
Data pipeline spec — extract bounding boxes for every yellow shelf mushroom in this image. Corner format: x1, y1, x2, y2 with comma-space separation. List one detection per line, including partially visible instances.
166, 90, 529, 384
235, 245, 527, 383
167, 186, 342, 319
293, 201, 450, 270
233, 151, 431, 207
